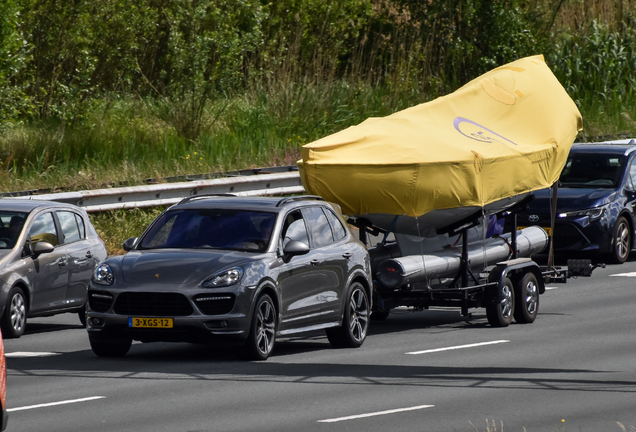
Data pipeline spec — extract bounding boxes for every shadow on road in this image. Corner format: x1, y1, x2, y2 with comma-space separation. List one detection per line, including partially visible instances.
6, 308, 636, 397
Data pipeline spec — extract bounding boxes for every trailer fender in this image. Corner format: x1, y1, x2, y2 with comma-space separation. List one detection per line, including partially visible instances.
487, 258, 546, 295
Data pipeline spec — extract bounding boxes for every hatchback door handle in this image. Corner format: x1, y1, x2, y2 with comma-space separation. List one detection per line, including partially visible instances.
57, 258, 68, 267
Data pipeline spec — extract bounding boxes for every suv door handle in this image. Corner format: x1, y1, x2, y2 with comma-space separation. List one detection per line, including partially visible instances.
342, 252, 352, 259
310, 259, 320, 266
57, 258, 68, 267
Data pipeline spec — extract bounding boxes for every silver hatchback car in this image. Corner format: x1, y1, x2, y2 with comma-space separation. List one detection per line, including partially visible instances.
86, 195, 372, 360
0, 199, 108, 338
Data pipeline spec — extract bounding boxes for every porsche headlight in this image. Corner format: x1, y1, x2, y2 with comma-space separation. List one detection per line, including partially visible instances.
93, 263, 115, 286
202, 267, 244, 288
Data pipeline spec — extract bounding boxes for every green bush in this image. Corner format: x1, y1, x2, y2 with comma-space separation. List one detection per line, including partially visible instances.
0, 0, 634, 191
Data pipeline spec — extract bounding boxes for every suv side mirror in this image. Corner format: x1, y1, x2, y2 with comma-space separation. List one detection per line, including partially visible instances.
282, 240, 310, 262
32, 241, 55, 257
122, 237, 139, 251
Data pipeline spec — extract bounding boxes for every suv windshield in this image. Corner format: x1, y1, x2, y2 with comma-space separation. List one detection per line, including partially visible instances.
559, 153, 626, 188
139, 209, 276, 252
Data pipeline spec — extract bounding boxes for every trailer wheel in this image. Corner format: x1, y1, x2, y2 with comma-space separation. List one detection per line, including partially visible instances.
486, 277, 514, 327
513, 273, 539, 323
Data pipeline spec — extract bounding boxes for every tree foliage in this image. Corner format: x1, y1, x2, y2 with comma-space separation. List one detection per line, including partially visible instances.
0, 0, 635, 132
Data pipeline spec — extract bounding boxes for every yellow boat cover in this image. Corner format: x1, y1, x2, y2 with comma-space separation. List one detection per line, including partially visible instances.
298, 55, 582, 218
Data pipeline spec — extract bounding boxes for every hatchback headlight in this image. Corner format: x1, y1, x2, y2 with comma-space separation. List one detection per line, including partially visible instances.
93, 263, 115, 286
202, 267, 244, 288
559, 205, 607, 221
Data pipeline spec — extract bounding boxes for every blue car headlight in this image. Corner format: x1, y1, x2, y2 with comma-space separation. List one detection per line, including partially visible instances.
202, 267, 244, 288
559, 205, 607, 222
93, 263, 115, 286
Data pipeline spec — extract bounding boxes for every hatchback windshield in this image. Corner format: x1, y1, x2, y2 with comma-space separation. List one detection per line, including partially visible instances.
139, 209, 276, 252
559, 153, 626, 188
0, 211, 27, 249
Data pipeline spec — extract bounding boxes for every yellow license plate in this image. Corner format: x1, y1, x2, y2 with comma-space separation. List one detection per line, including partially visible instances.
128, 317, 173, 328
519, 226, 551, 236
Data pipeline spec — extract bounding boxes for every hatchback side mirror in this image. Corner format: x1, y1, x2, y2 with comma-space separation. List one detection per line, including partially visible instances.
32, 241, 55, 257
282, 240, 310, 262
122, 237, 139, 251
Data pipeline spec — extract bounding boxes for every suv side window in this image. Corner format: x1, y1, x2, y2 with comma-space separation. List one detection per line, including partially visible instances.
302, 206, 334, 248
281, 210, 309, 248
324, 209, 347, 241
57, 211, 82, 244
628, 157, 636, 191
29, 212, 59, 246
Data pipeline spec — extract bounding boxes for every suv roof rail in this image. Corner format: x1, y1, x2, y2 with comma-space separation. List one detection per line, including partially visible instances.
177, 194, 237, 205
276, 195, 324, 207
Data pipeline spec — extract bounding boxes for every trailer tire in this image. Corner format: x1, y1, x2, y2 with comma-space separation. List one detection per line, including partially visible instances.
486, 277, 514, 327
513, 273, 539, 324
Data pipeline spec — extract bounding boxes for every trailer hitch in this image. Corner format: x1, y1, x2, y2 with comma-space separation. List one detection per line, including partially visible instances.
566, 259, 605, 277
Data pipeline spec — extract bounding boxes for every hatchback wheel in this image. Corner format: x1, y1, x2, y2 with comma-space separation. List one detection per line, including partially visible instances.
1, 287, 27, 338
236, 294, 277, 361
610, 216, 631, 264
326, 282, 369, 348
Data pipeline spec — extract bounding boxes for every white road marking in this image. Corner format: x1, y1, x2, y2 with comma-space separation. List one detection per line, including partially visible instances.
8, 396, 105, 412
609, 272, 636, 277
545, 286, 558, 290
406, 340, 510, 355
5, 352, 61, 358
317, 404, 434, 422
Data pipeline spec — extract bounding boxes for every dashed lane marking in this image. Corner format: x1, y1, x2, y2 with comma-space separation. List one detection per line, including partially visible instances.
317, 404, 434, 422
8, 396, 105, 412
406, 340, 510, 355
609, 272, 636, 277
5, 352, 61, 358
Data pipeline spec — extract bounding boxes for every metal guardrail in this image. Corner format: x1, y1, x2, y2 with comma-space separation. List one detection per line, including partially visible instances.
15, 171, 306, 212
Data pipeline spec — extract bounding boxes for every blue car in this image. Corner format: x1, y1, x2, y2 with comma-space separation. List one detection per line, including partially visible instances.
517, 140, 636, 263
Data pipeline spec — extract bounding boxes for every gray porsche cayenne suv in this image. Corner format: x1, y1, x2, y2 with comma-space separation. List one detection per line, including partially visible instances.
86, 195, 372, 360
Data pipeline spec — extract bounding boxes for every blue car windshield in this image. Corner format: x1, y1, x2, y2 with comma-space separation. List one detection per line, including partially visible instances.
559, 153, 626, 188
139, 209, 277, 252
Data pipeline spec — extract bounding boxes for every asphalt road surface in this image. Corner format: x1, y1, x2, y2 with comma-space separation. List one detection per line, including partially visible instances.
4, 256, 636, 432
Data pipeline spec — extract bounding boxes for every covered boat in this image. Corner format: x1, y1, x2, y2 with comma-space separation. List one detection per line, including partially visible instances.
298, 55, 582, 235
